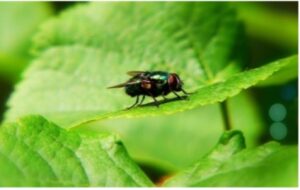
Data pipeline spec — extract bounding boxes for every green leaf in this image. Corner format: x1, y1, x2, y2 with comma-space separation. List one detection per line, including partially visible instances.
0, 2, 53, 83
257, 56, 298, 86
0, 115, 153, 187
80, 91, 265, 171
4, 2, 243, 127
164, 131, 298, 187
4, 2, 297, 128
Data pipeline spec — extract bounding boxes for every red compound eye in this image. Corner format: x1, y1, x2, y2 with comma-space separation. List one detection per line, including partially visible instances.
168, 73, 181, 90
168, 74, 175, 85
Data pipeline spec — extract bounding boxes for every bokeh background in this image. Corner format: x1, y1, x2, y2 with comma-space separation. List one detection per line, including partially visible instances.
0, 1, 298, 182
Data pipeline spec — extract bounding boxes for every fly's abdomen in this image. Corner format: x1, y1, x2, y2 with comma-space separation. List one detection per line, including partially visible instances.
125, 84, 143, 97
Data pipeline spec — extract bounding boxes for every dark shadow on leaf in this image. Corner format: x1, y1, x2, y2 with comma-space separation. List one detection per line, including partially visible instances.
140, 95, 189, 108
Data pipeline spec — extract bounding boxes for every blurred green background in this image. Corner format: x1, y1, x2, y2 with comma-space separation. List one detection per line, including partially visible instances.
0, 1, 298, 182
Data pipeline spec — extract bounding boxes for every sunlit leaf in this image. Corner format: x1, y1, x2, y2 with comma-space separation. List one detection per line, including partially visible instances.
5, 2, 245, 127
0, 115, 153, 187
4, 2, 297, 129
80, 92, 264, 171
164, 130, 298, 187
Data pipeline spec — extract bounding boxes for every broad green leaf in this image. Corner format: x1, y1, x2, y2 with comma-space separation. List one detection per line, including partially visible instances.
164, 131, 298, 187
0, 115, 153, 187
5, 2, 297, 128
79, 91, 264, 171
5, 2, 244, 127
0, 2, 53, 83
257, 57, 298, 86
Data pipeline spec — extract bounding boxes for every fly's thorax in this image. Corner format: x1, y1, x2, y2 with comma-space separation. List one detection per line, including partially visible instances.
149, 71, 169, 81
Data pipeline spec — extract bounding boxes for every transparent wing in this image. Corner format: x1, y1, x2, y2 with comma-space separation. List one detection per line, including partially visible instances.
126, 71, 146, 76
107, 81, 140, 89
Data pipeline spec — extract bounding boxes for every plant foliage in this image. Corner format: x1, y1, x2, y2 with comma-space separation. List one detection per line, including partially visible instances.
0, 2, 297, 187
0, 116, 153, 186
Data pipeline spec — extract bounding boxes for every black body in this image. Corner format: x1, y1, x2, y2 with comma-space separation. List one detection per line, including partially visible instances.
108, 71, 188, 108
125, 71, 169, 97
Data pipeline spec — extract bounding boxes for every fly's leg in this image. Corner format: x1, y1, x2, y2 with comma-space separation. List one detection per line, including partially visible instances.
127, 96, 139, 109
162, 95, 168, 101
151, 96, 159, 107
172, 91, 183, 99
181, 88, 189, 95
147, 92, 159, 107
138, 95, 146, 106
181, 88, 189, 100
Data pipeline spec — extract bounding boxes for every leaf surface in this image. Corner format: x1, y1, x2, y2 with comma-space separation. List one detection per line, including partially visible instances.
0, 115, 152, 187
257, 57, 298, 86
164, 131, 298, 187
81, 92, 264, 171
5, 2, 297, 128
4, 2, 243, 127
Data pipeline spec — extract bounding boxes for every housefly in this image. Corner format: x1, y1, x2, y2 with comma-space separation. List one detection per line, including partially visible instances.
108, 71, 188, 109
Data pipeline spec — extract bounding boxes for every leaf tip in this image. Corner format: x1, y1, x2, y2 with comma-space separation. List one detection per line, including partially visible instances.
208, 130, 246, 161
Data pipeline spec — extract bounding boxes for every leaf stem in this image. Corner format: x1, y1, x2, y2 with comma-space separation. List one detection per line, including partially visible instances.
220, 100, 231, 131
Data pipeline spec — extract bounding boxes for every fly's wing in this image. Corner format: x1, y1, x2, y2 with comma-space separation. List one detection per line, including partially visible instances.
127, 71, 146, 76
107, 81, 140, 89
108, 71, 145, 89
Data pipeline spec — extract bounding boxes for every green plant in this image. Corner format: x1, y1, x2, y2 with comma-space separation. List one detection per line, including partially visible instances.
0, 2, 297, 187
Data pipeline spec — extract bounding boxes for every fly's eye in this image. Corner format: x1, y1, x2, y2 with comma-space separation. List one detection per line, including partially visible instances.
168, 74, 177, 86
141, 80, 151, 89
168, 75, 175, 85
168, 74, 181, 90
